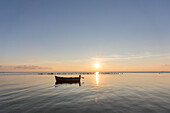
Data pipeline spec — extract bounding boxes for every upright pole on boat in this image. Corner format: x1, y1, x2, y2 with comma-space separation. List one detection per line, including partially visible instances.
79, 75, 81, 79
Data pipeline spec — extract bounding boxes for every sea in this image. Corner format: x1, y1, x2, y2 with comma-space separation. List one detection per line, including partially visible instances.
0, 72, 170, 113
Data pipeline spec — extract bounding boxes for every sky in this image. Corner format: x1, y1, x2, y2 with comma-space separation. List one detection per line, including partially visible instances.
1, 0, 170, 72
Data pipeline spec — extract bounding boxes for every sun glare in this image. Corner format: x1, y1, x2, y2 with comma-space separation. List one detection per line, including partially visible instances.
94, 63, 100, 68
96, 72, 99, 85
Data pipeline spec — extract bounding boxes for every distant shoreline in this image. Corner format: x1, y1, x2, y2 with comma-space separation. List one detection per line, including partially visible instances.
1, 71, 170, 73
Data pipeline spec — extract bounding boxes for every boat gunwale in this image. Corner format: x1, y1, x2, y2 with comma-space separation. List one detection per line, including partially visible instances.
55, 76, 80, 79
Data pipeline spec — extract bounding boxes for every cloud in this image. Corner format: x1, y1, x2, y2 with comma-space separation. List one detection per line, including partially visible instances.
0, 65, 52, 70
91, 52, 164, 62
162, 64, 170, 67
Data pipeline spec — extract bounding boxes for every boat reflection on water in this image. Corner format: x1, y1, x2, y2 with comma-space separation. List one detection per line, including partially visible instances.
55, 81, 81, 86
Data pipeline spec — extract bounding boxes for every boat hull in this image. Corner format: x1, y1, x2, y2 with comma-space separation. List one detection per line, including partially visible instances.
55, 76, 80, 83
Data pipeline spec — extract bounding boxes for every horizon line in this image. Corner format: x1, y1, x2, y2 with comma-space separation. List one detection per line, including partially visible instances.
1, 71, 170, 73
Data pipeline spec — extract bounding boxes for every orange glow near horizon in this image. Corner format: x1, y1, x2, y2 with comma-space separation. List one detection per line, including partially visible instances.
1, 61, 170, 72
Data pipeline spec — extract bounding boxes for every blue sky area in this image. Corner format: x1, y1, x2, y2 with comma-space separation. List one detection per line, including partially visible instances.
0, 0, 170, 72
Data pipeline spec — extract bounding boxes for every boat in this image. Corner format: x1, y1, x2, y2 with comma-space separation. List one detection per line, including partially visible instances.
55, 75, 81, 83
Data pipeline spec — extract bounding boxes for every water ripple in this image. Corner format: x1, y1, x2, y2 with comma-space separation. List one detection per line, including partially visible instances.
0, 74, 170, 113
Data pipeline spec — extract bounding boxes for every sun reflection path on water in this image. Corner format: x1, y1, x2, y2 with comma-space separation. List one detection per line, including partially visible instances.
96, 72, 99, 85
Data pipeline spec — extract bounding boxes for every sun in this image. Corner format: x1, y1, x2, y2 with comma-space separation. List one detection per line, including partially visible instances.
94, 62, 100, 68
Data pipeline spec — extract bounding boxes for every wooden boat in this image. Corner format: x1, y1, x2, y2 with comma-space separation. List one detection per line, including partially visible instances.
55, 75, 81, 83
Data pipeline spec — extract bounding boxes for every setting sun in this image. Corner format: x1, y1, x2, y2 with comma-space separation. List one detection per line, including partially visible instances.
94, 63, 100, 68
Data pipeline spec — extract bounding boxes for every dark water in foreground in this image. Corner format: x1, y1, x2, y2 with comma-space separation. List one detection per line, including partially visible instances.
0, 73, 170, 113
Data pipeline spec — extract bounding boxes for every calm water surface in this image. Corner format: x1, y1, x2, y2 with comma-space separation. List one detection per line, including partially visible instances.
0, 73, 170, 113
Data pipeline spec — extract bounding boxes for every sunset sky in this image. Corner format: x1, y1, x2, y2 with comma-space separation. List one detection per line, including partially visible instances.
1, 0, 170, 72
